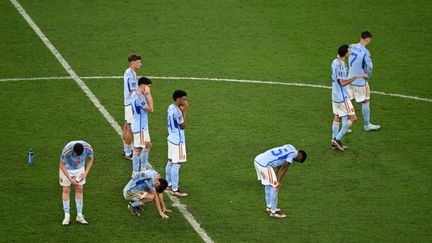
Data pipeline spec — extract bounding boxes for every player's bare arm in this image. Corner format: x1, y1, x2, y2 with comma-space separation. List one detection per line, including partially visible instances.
276, 162, 290, 182
81, 156, 93, 181
340, 74, 368, 86
152, 190, 169, 219
158, 193, 172, 213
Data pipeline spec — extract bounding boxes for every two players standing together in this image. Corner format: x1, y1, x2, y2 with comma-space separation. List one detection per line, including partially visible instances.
331, 31, 380, 151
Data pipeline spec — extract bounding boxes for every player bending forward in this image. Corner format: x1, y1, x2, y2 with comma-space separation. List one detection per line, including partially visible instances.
59, 140, 94, 226
331, 44, 368, 151
254, 144, 307, 218
123, 170, 171, 219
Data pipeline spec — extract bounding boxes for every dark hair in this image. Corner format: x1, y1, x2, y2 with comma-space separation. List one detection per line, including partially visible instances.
128, 54, 141, 62
298, 150, 307, 163
73, 143, 84, 156
172, 90, 187, 101
156, 178, 168, 193
361, 31, 372, 39
338, 44, 349, 57
138, 76, 152, 86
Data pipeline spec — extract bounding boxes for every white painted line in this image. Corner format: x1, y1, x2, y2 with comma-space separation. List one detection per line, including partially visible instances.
1, 75, 431, 103
10, 1, 214, 242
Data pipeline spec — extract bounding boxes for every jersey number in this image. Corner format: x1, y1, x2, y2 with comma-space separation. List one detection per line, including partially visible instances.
271, 149, 283, 156
350, 52, 358, 67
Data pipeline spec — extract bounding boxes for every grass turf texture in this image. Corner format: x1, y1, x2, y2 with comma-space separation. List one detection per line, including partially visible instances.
1, 0, 431, 242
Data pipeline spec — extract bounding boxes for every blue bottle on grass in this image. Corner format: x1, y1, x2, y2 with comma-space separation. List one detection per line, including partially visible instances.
28, 149, 33, 165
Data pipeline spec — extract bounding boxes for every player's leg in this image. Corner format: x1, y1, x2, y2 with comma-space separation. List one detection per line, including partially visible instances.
132, 132, 144, 176
123, 105, 133, 159
140, 131, 151, 171
165, 159, 173, 190
129, 192, 154, 216
266, 168, 285, 218
332, 115, 341, 140
74, 184, 88, 224
170, 143, 188, 196
62, 186, 71, 225
355, 84, 379, 131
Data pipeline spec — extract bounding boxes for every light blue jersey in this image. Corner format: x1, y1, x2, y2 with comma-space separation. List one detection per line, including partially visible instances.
130, 91, 149, 133
254, 144, 298, 168
348, 43, 373, 86
60, 140, 93, 170
123, 170, 158, 192
167, 103, 185, 145
331, 58, 349, 103
124, 68, 138, 106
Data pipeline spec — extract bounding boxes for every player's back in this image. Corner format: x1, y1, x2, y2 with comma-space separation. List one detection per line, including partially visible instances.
255, 144, 297, 167
124, 170, 158, 192
348, 43, 369, 86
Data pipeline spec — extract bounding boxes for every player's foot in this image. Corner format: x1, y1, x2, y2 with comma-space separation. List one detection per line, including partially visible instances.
123, 152, 132, 160
62, 214, 70, 226
269, 212, 287, 218
266, 207, 281, 213
171, 190, 188, 197
76, 215, 88, 225
331, 139, 345, 152
128, 203, 141, 216
364, 123, 380, 131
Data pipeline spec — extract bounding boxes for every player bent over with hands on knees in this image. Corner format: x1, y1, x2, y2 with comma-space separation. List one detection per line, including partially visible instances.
123, 170, 171, 219
254, 144, 307, 218
331, 44, 368, 151
59, 141, 94, 226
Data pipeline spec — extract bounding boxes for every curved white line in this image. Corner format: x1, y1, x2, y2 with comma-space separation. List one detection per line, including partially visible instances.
1, 75, 431, 103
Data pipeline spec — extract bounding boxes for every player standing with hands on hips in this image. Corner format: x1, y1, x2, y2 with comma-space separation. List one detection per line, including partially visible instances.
59, 141, 94, 225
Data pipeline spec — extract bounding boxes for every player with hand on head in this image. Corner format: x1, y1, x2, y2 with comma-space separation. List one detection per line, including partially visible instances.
130, 77, 154, 177
348, 31, 380, 131
331, 44, 368, 151
59, 141, 94, 226
165, 90, 189, 197
123, 170, 171, 219
254, 144, 307, 218
123, 54, 142, 160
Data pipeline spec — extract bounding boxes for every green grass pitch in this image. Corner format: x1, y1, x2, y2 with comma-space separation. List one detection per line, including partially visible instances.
0, 0, 431, 242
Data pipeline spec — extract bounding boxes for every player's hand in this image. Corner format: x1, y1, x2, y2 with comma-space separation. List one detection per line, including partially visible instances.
274, 182, 282, 191
70, 178, 79, 185
163, 208, 172, 213
180, 101, 189, 111
80, 172, 87, 181
160, 213, 170, 219
357, 74, 368, 79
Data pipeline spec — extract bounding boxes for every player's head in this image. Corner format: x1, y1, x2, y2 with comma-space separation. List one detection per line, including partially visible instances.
138, 76, 152, 87
294, 150, 307, 163
155, 178, 168, 193
338, 44, 350, 58
128, 53, 142, 70
173, 90, 188, 106
360, 31, 373, 45
73, 143, 84, 156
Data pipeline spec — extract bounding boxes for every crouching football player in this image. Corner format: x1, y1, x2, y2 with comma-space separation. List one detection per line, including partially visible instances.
254, 144, 307, 218
123, 170, 171, 219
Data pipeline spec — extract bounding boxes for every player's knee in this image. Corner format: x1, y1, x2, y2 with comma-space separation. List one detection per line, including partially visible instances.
63, 186, 71, 194
363, 99, 369, 104
74, 185, 83, 193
